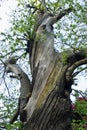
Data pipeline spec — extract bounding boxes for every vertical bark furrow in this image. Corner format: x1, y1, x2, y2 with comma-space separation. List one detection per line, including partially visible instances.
51, 99, 71, 130
23, 90, 55, 129
22, 89, 72, 130
33, 90, 56, 129
38, 92, 58, 130
22, 7, 73, 130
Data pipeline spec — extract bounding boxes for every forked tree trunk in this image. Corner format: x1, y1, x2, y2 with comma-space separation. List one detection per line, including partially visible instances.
5, 4, 87, 130
21, 8, 73, 130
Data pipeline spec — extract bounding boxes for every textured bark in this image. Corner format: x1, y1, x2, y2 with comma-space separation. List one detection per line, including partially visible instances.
21, 8, 73, 130
22, 91, 72, 130
21, 6, 87, 129
5, 59, 31, 123
5, 4, 87, 130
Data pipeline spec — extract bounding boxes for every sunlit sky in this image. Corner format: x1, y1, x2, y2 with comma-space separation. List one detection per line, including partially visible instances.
0, 0, 87, 101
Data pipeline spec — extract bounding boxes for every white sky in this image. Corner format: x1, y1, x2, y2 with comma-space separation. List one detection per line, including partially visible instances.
0, 0, 18, 32
0, 0, 87, 101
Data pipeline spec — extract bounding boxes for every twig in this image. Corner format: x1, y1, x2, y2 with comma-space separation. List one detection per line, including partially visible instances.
0, 48, 25, 58
10, 75, 19, 79
72, 66, 87, 77
72, 88, 87, 101
2, 72, 10, 97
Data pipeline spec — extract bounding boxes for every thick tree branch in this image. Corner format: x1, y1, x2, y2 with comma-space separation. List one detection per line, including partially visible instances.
5, 57, 32, 123
25, 7, 72, 123
47, 8, 72, 25
64, 49, 86, 66
66, 58, 87, 81
72, 66, 87, 77
36, 8, 72, 30
9, 108, 19, 124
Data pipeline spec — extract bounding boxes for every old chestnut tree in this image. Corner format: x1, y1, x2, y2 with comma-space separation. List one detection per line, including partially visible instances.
0, 0, 87, 130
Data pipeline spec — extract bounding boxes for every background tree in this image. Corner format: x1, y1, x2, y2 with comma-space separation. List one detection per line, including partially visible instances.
0, 0, 87, 130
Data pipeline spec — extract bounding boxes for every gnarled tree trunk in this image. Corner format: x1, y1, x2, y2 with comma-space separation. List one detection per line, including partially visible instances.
21, 7, 73, 130
21, 5, 87, 129
5, 2, 87, 130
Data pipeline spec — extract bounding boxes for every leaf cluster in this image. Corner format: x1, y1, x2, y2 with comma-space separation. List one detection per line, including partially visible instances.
0, 91, 22, 130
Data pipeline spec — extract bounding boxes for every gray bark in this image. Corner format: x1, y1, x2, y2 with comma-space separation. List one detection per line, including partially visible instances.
5, 6, 87, 130
5, 59, 31, 122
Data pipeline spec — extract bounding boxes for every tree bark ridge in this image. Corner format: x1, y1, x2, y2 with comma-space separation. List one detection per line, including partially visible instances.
22, 90, 72, 130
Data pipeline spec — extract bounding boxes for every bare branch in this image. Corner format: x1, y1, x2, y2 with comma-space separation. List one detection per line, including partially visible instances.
72, 89, 87, 101
72, 66, 87, 77
0, 48, 25, 58
0, 58, 5, 65
9, 99, 20, 124
65, 50, 86, 66
26, 4, 37, 9
3, 74, 10, 96
5, 57, 32, 123
49, 8, 72, 25
5, 56, 18, 65
66, 58, 87, 81
0, 61, 11, 96
36, 8, 72, 29
10, 75, 19, 79
9, 109, 19, 124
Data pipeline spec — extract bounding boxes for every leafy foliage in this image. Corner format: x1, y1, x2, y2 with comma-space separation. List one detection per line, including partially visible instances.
0, 91, 22, 130
0, 0, 87, 55
72, 92, 87, 130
